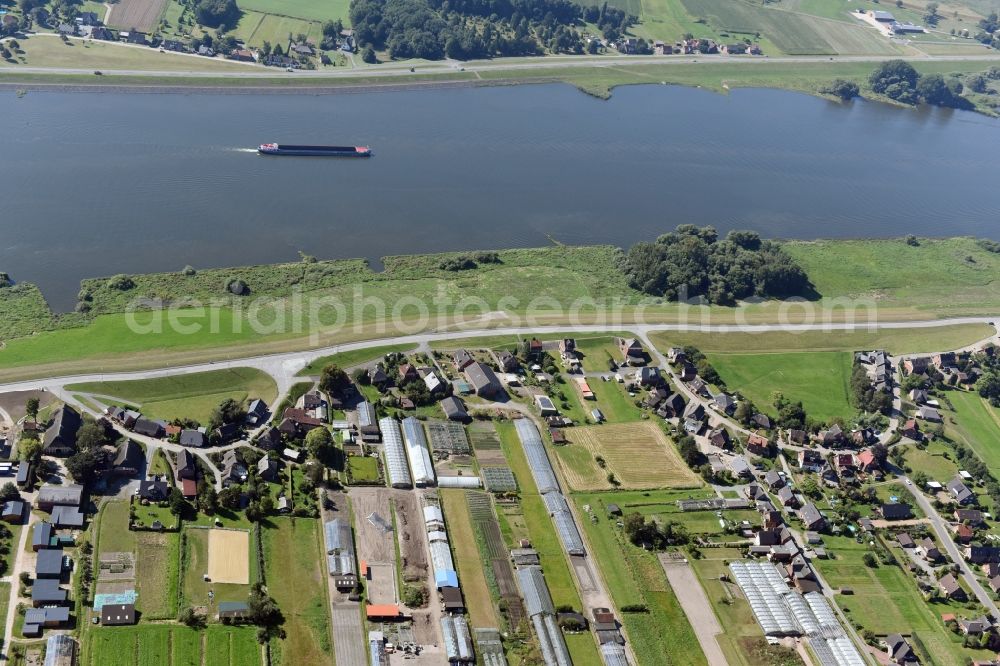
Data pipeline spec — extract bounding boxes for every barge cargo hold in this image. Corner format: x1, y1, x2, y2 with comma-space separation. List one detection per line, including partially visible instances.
258, 143, 371, 157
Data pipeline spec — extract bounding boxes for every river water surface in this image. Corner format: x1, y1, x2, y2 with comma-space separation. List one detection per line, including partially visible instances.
3, 83, 1000, 310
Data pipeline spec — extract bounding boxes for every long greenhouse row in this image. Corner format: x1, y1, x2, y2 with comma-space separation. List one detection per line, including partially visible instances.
513, 418, 586, 557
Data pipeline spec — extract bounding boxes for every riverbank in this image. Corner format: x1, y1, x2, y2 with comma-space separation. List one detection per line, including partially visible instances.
1, 237, 999, 381
3, 55, 1000, 106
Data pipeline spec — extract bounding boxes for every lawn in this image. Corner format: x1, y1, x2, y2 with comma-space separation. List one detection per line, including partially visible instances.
67, 367, 277, 424
347, 455, 380, 483
297, 342, 419, 376
588, 378, 645, 423
651, 323, 994, 357
558, 422, 702, 491
97, 500, 136, 553
440, 489, 499, 629
816, 535, 989, 666
230, 10, 324, 47
948, 391, 1000, 475
573, 335, 630, 373
572, 491, 708, 666
708, 350, 854, 422
0, 35, 259, 71
262, 518, 334, 666
902, 440, 961, 483
784, 237, 1000, 319
182, 527, 254, 609
81, 624, 261, 666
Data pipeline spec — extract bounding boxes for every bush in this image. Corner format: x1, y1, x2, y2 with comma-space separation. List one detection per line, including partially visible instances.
821, 78, 860, 101
977, 238, 1000, 253
225, 278, 250, 295
438, 256, 477, 271
402, 583, 426, 607
182, 265, 197, 276
107, 274, 135, 290
0, 272, 11, 288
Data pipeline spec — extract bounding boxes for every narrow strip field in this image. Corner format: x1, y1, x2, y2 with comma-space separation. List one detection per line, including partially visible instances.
263, 518, 334, 666
440, 489, 499, 628
82, 625, 261, 666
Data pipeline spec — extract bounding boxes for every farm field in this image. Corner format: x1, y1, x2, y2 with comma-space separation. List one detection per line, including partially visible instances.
816, 535, 988, 665
298, 342, 419, 375
0, 36, 259, 71
708, 350, 854, 422
106, 0, 167, 31
67, 367, 277, 423
262, 518, 334, 666
572, 491, 708, 666
136, 531, 181, 619
183, 527, 253, 608
948, 391, 1000, 475
561, 422, 702, 491
230, 10, 324, 47
679, 0, 900, 54
439, 489, 499, 628
81, 624, 261, 666
237, 0, 350, 22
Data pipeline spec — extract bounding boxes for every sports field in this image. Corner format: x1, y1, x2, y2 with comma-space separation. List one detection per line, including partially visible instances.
208, 529, 250, 584
708, 350, 854, 422
68, 367, 277, 423
563, 422, 702, 491
183, 527, 253, 607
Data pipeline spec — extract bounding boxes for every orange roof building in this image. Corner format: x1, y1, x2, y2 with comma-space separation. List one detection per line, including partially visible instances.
366, 604, 401, 620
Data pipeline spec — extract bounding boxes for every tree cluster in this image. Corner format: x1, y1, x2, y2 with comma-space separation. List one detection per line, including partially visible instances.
622, 512, 689, 550
350, 0, 603, 61
622, 226, 811, 305
194, 0, 239, 29
820, 78, 860, 101
850, 363, 892, 415
869, 60, 970, 109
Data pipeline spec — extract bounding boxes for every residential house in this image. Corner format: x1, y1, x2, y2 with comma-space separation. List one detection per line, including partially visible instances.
798, 449, 823, 472
661, 393, 686, 417
788, 429, 808, 445
917, 406, 942, 422
880, 503, 912, 521
919, 537, 943, 562
221, 450, 247, 486
857, 449, 879, 473
43, 406, 81, 456
752, 413, 772, 430
229, 48, 255, 62
440, 397, 469, 423
213, 422, 241, 444
368, 365, 389, 389
904, 357, 930, 375
939, 573, 967, 601
777, 486, 798, 508
90, 26, 113, 40
955, 523, 975, 544
176, 449, 197, 480
900, 419, 921, 440
956, 509, 985, 526
257, 455, 279, 481
729, 457, 751, 479
966, 545, 1000, 564
746, 432, 770, 456
218, 601, 250, 621
111, 440, 143, 477
959, 616, 992, 636
76, 11, 100, 25
763, 470, 784, 489
133, 418, 164, 438
636, 367, 661, 387
179, 429, 207, 448
708, 427, 731, 449
713, 393, 736, 415
453, 349, 475, 371
909, 389, 930, 404
821, 424, 844, 447
896, 533, 915, 549
496, 351, 519, 372
137, 479, 169, 501
678, 363, 697, 382
246, 399, 269, 425
884, 634, 915, 665
465, 362, 502, 399
357, 401, 380, 443
616, 337, 646, 366
948, 476, 976, 505
682, 401, 705, 421
800, 503, 826, 531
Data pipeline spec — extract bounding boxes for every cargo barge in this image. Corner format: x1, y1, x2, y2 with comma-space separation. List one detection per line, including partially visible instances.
257, 143, 372, 157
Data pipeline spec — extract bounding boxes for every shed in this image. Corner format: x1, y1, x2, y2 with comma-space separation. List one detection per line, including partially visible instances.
101, 603, 136, 625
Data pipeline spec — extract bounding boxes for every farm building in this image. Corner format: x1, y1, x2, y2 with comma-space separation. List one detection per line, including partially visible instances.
402, 417, 436, 487
517, 566, 571, 666
441, 396, 470, 422
438, 476, 481, 488
36, 485, 83, 512
324, 519, 357, 589
43, 634, 76, 666
441, 614, 475, 662
100, 603, 136, 626
475, 628, 508, 666
358, 402, 381, 442
379, 418, 413, 488
428, 530, 459, 588
514, 419, 559, 494
542, 493, 585, 556
370, 631, 389, 666
600, 644, 629, 666
424, 505, 445, 531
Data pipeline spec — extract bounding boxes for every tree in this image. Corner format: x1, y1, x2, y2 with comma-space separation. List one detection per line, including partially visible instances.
923, 2, 939, 26
168, 488, 191, 517
178, 606, 206, 628
25, 398, 39, 421
76, 421, 108, 451
18, 436, 41, 463
869, 59, 919, 103
194, 0, 238, 28
862, 552, 878, 567
967, 74, 988, 93
218, 485, 242, 510
0, 483, 19, 502
917, 74, 968, 108
361, 45, 376, 63
304, 427, 336, 466
320, 365, 351, 398
247, 582, 284, 636
198, 484, 218, 514
65, 448, 108, 484
209, 398, 246, 431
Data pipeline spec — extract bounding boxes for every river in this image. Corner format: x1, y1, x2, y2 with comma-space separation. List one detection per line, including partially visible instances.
3, 82, 1000, 311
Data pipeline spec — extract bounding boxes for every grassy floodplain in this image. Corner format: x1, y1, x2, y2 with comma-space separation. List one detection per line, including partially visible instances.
0, 239, 997, 382
0, 36, 262, 71
66, 368, 277, 423
297, 342, 419, 375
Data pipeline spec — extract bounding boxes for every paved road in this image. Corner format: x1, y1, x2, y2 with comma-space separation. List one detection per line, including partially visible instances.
899, 475, 1000, 618
4, 37, 1000, 80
